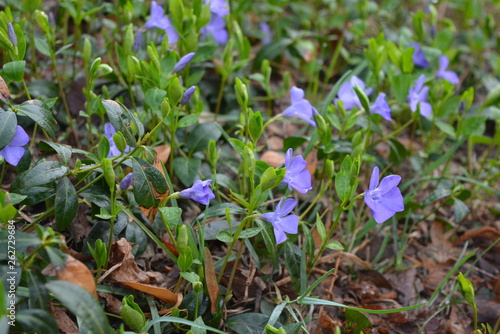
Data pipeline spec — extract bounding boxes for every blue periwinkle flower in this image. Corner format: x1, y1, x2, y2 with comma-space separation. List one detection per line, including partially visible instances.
436, 55, 459, 84
204, 0, 229, 17
282, 86, 318, 127
260, 198, 299, 244
201, 15, 228, 45
407, 75, 432, 117
364, 166, 404, 224
104, 123, 132, 157
120, 172, 133, 190
8, 23, 17, 47
0, 125, 29, 166
411, 42, 429, 68
144, 1, 179, 45
180, 86, 196, 105
335, 76, 373, 110
133, 30, 143, 52
370, 93, 392, 121
172, 53, 195, 73
282, 148, 312, 194
179, 180, 215, 205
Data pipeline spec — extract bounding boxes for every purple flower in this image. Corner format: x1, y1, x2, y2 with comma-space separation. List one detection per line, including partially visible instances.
436, 55, 459, 84
8, 23, 17, 47
259, 22, 272, 44
407, 75, 432, 117
200, 15, 228, 45
364, 166, 404, 224
282, 86, 318, 127
179, 179, 215, 205
370, 93, 392, 121
172, 53, 195, 73
180, 86, 196, 105
0, 125, 28, 166
204, 0, 229, 17
260, 198, 299, 244
120, 172, 133, 190
412, 42, 429, 68
334, 76, 373, 110
104, 123, 132, 157
144, 1, 179, 45
133, 30, 143, 52
282, 148, 312, 194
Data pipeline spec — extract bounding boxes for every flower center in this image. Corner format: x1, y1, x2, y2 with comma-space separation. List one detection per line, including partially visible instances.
370, 189, 382, 202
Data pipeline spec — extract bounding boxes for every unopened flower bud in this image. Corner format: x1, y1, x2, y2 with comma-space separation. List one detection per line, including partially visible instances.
172, 52, 195, 73
119, 172, 133, 190
8, 23, 17, 47
133, 30, 143, 53
180, 86, 196, 105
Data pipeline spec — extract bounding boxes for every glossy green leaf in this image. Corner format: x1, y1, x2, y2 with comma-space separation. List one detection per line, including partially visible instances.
335, 155, 352, 202
101, 100, 143, 146
173, 156, 201, 187
186, 122, 222, 153
11, 161, 68, 190
3, 60, 26, 81
17, 100, 56, 138
284, 242, 301, 291
97, 136, 110, 160
239, 226, 262, 239
0, 110, 17, 150
45, 281, 114, 334
27, 271, 50, 311
55, 177, 78, 230
131, 157, 168, 208
39, 141, 73, 165
16, 309, 59, 334
345, 309, 372, 333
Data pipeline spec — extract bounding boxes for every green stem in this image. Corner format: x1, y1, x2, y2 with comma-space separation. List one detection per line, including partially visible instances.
308, 206, 343, 271
214, 77, 227, 120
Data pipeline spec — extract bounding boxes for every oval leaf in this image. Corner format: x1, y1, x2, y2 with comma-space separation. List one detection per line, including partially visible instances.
55, 177, 78, 230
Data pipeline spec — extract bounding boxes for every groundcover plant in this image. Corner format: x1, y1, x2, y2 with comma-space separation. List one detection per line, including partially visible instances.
1, 0, 500, 333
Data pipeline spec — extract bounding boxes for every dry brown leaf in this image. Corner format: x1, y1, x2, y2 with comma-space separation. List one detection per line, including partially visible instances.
153, 145, 171, 164
98, 292, 122, 315
108, 238, 163, 284
204, 247, 220, 314
260, 151, 285, 168
305, 150, 318, 177
56, 255, 97, 298
117, 281, 181, 304
0, 76, 11, 100
454, 226, 500, 244
53, 306, 79, 334
314, 310, 340, 334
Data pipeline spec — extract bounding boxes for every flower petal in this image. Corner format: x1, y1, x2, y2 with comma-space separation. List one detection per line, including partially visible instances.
371, 205, 396, 224
290, 86, 304, 104
273, 225, 288, 244
9, 126, 29, 147
379, 187, 405, 212
0, 145, 25, 166
438, 55, 449, 71
377, 175, 401, 194
276, 198, 297, 217
419, 102, 432, 117
369, 166, 379, 191
275, 214, 299, 235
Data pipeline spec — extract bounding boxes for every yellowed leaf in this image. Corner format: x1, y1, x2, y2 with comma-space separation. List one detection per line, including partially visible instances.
56, 255, 97, 298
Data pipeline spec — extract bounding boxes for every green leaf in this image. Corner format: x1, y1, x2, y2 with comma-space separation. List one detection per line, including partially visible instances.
101, 100, 143, 146
159, 207, 183, 229
401, 47, 414, 73
27, 271, 50, 310
11, 161, 67, 190
345, 309, 372, 333
325, 241, 344, 250
55, 177, 78, 230
145, 87, 167, 110
142, 316, 226, 334
239, 226, 262, 239
0, 110, 17, 150
453, 198, 469, 223
173, 157, 201, 187
460, 116, 486, 137
3, 60, 26, 82
97, 136, 110, 160
178, 114, 199, 128
16, 309, 59, 334
17, 100, 56, 138
131, 157, 168, 208
253, 37, 293, 70
226, 313, 276, 334
216, 230, 233, 243
45, 281, 114, 334
315, 214, 326, 242
335, 155, 352, 202
39, 141, 73, 165
79, 184, 110, 208
186, 122, 222, 153
299, 297, 425, 314
284, 242, 301, 291
390, 73, 412, 105
388, 138, 409, 165
248, 111, 263, 143
283, 137, 307, 151
255, 219, 277, 267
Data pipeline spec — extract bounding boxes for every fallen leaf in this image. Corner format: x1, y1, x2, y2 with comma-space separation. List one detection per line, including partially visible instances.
56, 255, 97, 298
204, 247, 220, 313
260, 151, 285, 168
153, 145, 171, 164
108, 238, 163, 284
99, 292, 122, 315
117, 280, 181, 304
53, 306, 79, 334
0, 76, 11, 100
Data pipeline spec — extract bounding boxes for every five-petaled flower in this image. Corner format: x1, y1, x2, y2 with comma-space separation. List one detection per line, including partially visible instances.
282, 148, 312, 194
179, 179, 215, 205
204, 0, 229, 17
407, 75, 432, 117
436, 55, 459, 84
260, 198, 299, 244
0, 125, 29, 166
334, 76, 373, 111
411, 42, 429, 68
144, 1, 179, 45
201, 15, 228, 45
370, 93, 392, 121
364, 166, 404, 224
282, 86, 318, 127
104, 123, 132, 157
